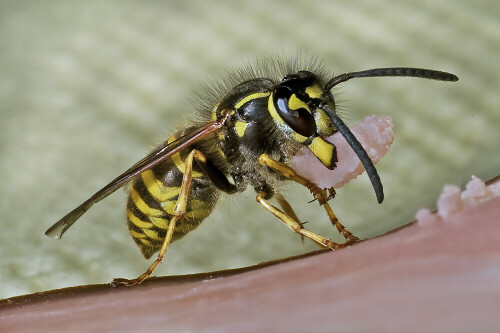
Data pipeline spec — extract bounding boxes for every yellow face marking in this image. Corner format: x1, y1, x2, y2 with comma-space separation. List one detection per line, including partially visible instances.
291, 131, 308, 143
130, 186, 164, 217
143, 228, 163, 241
234, 92, 270, 109
314, 109, 334, 136
305, 84, 324, 99
268, 94, 285, 125
288, 94, 309, 111
308, 136, 336, 168
269, 94, 314, 143
142, 170, 181, 202
234, 121, 249, 137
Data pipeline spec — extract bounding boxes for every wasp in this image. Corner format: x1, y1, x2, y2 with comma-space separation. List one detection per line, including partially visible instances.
45, 58, 458, 286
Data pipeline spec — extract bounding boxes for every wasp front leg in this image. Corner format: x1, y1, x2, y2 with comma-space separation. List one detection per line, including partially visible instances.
112, 149, 206, 287
259, 154, 359, 243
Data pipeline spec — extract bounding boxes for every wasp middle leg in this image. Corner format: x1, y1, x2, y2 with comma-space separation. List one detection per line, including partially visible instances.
259, 153, 359, 243
256, 192, 347, 250
112, 149, 206, 287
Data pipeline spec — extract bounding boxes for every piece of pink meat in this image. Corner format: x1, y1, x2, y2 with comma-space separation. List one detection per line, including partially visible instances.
291, 114, 394, 188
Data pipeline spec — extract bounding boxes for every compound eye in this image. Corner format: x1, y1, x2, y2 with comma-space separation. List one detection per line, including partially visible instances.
273, 86, 316, 137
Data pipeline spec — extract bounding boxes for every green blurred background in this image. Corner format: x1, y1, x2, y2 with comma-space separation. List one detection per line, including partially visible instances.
1, 0, 499, 299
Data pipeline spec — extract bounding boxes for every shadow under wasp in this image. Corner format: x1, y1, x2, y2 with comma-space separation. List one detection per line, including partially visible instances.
45, 58, 458, 286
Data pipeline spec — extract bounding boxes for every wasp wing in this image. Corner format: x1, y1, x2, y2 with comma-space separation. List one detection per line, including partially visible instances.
45, 117, 227, 239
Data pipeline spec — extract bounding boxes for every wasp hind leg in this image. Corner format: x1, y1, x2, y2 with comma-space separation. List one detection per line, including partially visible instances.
258, 154, 359, 243
112, 149, 206, 287
275, 193, 308, 247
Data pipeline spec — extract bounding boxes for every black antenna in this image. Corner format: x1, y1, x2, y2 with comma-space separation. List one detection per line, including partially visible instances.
322, 67, 458, 203
326, 67, 458, 90
320, 103, 384, 204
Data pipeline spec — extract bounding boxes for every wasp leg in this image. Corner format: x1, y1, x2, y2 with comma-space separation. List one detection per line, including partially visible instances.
259, 154, 359, 243
275, 193, 307, 247
256, 192, 347, 250
322, 188, 359, 242
112, 149, 205, 287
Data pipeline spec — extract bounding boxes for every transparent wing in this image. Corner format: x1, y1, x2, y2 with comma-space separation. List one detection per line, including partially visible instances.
45, 117, 227, 239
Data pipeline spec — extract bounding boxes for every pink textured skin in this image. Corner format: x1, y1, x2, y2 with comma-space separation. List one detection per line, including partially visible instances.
292, 115, 394, 189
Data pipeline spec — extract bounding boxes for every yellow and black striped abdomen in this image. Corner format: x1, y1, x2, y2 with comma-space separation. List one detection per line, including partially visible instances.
126, 142, 220, 259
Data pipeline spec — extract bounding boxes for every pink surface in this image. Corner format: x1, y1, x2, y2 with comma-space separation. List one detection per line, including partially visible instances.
1, 196, 500, 332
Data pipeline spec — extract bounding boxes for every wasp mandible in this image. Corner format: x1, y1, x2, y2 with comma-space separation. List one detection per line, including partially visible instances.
46, 58, 458, 286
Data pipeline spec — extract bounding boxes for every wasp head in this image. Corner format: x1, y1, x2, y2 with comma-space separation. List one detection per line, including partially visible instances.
271, 70, 339, 170
269, 67, 457, 204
